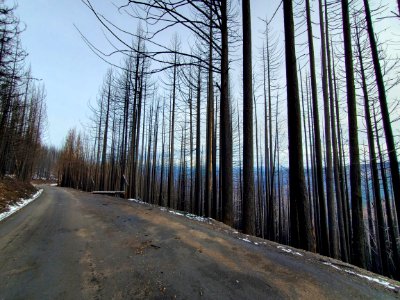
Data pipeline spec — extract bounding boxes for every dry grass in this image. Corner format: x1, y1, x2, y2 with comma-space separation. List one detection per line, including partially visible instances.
0, 176, 37, 213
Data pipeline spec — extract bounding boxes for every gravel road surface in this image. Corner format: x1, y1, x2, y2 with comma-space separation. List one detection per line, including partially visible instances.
0, 186, 399, 299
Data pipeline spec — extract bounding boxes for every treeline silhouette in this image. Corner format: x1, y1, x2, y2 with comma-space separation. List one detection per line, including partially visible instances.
0, 2, 48, 181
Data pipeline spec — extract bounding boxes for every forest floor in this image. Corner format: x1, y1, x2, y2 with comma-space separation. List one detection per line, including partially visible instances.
0, 185, 399, 299
0, 176, 37, 213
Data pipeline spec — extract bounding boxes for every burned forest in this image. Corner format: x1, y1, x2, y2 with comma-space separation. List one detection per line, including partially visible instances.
50, 0, 400, 280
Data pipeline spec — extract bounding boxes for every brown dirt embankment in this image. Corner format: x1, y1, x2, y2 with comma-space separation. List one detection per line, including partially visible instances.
0, 176, 37, 213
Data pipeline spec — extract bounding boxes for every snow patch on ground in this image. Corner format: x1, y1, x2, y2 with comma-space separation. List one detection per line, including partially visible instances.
239, 237, 252, 243
50, 183, 58, 186
128, 198, 211, 223
168, 210, 185, 217
0, 189, 43, 222
323, 262, 399, 290
185, 213, 210, 222
165, 209, 211, 223
237, 236, 262, 247
277, 245, 303, 256
128, 198, 147, 205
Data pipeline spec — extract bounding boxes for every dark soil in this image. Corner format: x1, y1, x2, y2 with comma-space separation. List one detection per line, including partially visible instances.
0, 176, 37, 213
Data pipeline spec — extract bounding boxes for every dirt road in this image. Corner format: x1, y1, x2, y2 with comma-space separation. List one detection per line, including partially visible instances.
0, 186, 399, 299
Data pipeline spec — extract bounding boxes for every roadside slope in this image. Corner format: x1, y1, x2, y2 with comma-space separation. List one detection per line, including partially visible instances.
0, 177, 37, 213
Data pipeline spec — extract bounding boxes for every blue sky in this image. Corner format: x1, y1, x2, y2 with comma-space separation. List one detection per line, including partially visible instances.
16, 0, 118, 146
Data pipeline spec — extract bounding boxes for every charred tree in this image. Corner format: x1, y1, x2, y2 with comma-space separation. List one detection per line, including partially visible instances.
283, 0, 315, 251
242, 0, 256, 235
341, 0, 366, 268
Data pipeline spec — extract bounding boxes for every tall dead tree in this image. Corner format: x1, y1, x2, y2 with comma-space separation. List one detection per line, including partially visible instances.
119, 58, 133, 192
260, 19, 280, 241
325, 0, 348, 262
283, 0, 315, 252
242, 0, 256, 235
362, 0, 400, 230
305, 0, 329, 256
151, 103, 159, 204
99, 71, 112, 191
220, 0, 234, 226
128, 36, 143, 199
373, 104, 400, 279
355, 21, 388, 276
318, 0, 338, 258
159, 100, 166, 206
168, 47, 178, 208
332, 50, 351, 257
204, 6, 214, 218
341, 0, 366, 268
194, 64, 202, 215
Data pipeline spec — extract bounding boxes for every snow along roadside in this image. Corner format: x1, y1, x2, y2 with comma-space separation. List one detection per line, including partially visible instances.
128, 197, 399, 292
128, 198, 212, 223
322, 262, 400, 291
0, 189, 43, 222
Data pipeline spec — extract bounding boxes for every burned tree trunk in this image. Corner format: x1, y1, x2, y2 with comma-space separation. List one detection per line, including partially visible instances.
242, 0, 256, 235
341, 0, 366, 268
283, 0, 315, 251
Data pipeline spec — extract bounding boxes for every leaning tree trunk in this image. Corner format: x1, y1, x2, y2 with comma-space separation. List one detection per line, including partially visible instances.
355, 23, 389, 276
373, 105, 400, 280
363, 0, 400, 230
